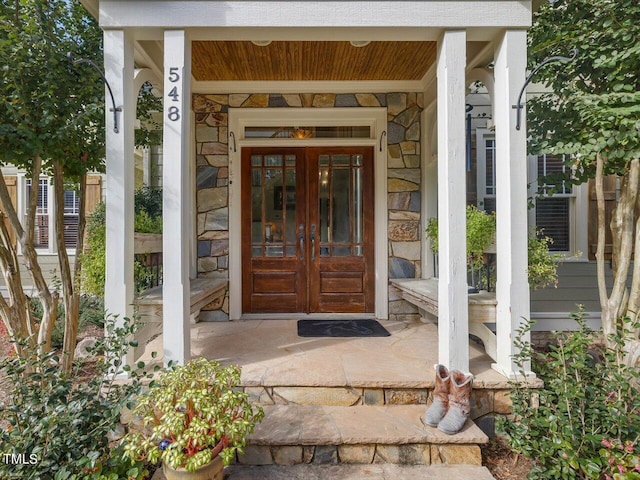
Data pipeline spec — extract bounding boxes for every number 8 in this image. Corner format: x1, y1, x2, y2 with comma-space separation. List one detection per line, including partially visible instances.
168, 106, 180, 121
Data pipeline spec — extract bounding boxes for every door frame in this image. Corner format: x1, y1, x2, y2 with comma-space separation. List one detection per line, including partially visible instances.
228, 107, 388, 320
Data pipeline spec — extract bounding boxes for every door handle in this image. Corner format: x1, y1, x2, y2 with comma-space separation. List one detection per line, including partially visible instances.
298, 224, 304, 259
310, 224, 316, 260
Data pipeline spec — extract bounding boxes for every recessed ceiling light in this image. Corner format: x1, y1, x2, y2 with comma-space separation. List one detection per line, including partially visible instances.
349, 41, 371, 47
251, 40, 272, 47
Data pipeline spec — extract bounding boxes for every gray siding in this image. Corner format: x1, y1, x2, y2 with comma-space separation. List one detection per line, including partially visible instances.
0, 254, 75, 295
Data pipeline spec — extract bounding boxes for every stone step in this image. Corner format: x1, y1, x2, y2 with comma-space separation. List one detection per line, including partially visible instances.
239, 404, 488, 466
243, 385, 512, 421
223, 464, 497, 480
152, 463, 496, 480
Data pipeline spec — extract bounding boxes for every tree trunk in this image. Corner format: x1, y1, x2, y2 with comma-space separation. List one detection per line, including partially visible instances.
0, 212, 33, 356
52, 162, 80, 372
596, 154, 640, 362
0, 159, 58, 355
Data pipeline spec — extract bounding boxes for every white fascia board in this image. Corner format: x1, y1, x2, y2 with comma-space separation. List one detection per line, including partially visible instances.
125, 26, 511, 43
99, 1, 531, 29
193, 80, 424, 94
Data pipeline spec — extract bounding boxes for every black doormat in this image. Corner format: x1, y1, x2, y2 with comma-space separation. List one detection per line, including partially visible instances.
297, 319, 391, 338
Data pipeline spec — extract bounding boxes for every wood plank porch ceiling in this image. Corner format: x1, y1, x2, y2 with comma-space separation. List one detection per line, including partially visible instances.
192, 41, 437, 81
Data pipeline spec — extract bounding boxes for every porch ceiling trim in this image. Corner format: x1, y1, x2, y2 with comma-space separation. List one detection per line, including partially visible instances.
98, 1, 532, 29
192, 80, 425, 94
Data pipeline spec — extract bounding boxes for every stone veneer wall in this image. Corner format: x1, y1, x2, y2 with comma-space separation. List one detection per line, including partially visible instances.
192, 92, 423, 321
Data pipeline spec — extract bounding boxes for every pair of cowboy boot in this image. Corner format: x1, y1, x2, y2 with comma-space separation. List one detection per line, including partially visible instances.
422, 364, 473, 435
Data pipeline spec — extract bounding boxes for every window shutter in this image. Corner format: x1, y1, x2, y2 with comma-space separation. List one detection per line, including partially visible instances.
3, 175, 17, 249
85, 175, 102, 216
588, 176, 617, 260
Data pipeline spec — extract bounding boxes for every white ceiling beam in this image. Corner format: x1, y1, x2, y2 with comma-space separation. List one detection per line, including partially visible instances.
99, 1, 531, 30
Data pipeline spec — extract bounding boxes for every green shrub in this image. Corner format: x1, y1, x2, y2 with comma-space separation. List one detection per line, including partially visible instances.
133, 209, 162, 234
81, 187, 163, 296
0, 316, 157, 479
498, 312, 640, 479
29, 295, 104, 350
81, 202, 106, 296
134, 186, 162, 219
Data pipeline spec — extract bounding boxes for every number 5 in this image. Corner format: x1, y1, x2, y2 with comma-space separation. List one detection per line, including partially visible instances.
169, 67, 180, 83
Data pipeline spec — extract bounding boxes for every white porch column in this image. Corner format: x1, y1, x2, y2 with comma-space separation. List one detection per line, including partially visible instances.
493, 30, 532, 377
104, 30, 136, 367
437, 30, 469, 373
162, 30, 192, 365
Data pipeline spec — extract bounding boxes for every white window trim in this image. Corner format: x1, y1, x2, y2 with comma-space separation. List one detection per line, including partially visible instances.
476, 132, 588, 261
475, 128, 494, 211
228, 107, 388, 320
527, 154, 588, 261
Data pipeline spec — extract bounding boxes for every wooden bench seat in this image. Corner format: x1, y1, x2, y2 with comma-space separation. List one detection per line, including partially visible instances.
132, 277, 227, 360
390, 278, 498, 361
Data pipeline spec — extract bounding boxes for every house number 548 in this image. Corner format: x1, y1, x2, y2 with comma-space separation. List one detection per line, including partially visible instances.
167, 67, 180, 121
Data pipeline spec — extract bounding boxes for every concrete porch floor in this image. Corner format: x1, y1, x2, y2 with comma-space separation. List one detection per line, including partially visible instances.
144, 318, 512, 389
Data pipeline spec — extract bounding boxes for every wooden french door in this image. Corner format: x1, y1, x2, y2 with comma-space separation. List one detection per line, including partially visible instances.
241, 147, 375, 314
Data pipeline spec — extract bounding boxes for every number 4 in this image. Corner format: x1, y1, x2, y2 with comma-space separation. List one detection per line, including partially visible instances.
168, 86, 179, 102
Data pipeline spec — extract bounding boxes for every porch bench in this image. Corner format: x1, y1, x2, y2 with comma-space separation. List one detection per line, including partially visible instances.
390, 278, 498, 361
132, 277, 227, 361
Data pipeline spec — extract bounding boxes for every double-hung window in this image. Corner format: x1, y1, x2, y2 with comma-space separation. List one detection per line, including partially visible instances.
533, 154, 573, 252
476, 130, 587, 258
24, 177, 81, 251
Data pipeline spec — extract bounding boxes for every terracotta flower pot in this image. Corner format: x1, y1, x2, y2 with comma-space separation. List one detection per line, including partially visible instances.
162, 456, 223, 480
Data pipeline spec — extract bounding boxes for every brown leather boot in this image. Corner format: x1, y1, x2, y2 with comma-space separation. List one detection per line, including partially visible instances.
438, 370, 473, 435
422, 364, 450, 427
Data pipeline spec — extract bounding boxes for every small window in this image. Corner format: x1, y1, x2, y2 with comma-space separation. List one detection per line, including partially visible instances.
244, 126, 371, 139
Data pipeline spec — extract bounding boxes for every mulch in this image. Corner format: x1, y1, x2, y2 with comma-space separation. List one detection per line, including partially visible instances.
482, 437, 533, 480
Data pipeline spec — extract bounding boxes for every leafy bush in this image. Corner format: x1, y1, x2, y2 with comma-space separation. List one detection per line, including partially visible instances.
29, 295, 105, 349
82, 187, 163, 296
81, 201, 106, 296
528, 231, 562, 290
498, 312, 640, 479
0, 316, 155, 480
134, 186, 162, 220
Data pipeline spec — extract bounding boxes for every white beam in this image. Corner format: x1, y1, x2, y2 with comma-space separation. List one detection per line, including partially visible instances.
493, 29, 532, 378
436, 30, 469, 373
162, 30, 192, 365
99, 2, 532, 29
104, 30, 136, 367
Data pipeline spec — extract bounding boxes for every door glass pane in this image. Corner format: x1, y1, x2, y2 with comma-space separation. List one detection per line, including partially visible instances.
319, 155, 330, 166
284, 169, 297, 244
251, 155, 262, 166
352, 154, 363, 166
332, 168, 350, 243
285, 155, 296, 166
319, 167, 330, 243
251, 171, 263, 243
265, 169, 283, 252
333, 246, 350, 256
252, 246, 262, 257
352, 168, 363, 244
265, 155, 282, 166
332, 154, 350, 166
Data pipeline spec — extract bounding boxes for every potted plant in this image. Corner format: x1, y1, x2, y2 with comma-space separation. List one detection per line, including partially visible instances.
122, 358, 264, 479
